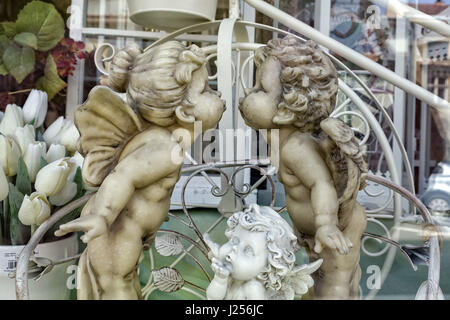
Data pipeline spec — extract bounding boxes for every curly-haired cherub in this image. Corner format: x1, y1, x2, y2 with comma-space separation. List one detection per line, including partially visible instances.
239, 36, 368, 299
205, 204, 322, 300
54, 41, 225, 299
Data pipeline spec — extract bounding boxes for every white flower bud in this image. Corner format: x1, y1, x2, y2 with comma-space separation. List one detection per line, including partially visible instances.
46, 144, 66, 163
23, 141, 47, 182
0, 104, 24, 136
22, 89, 48, 128
49, 180, 77, 206
0, 134, 20, 176
18, 192, 51, 226
13, 125, 36, 154
0, 165, 8, 201
35, 158, 75, 196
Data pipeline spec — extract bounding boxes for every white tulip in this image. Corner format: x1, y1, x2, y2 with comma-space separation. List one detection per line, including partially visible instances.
59, 121, 80, 152
23, 141, 47, 182
0, 134, 20, 176
18, 192, 51, 226
46, 144, 66, 163
49, 180, 77, 206
35, 158, 75, 196
43, 117, 80, 152
13, 125, 36, 154
0, 165, 8, 201
70, 151, 84, 169
42, 116, 65, 146
0, 104, 24, 136
22, 89, 48, 128
0, 111, 4, 122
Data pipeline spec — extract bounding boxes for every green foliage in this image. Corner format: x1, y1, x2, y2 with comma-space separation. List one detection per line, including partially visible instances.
0, 1, 66, 87
14, 32, 38, 49
15, 1, 65, 52
2, 43, 35, 83
39, 155, 48, 170
36, 55, 67, 100
8, 183, 29, 245
16, 156, 32, 196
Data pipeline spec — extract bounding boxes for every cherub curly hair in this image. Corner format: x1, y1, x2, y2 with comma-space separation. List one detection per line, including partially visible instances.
255, 36, 338, 133
107, 41, 206, 126
225, 204, 299, 292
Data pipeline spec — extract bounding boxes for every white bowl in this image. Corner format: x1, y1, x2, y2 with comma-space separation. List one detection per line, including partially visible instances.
127, 0, 218, 31
0, 234, 79, 300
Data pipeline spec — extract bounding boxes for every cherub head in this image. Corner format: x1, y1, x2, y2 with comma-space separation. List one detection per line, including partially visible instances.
220, 204, 299, 289
107, 41, 225, 131
239, 36, 338, 133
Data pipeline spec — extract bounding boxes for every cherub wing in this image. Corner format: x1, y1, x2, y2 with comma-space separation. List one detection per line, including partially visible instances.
319, 117, 368, 206
75, 86, 143, 187
269, 259, 323, 300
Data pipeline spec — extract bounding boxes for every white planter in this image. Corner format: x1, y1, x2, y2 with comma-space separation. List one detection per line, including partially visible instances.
127, 0, 218, 31
0, 233, 78, 300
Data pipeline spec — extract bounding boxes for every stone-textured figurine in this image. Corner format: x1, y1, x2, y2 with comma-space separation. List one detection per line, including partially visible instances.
55, 41, 225, 299
205, 204, 322, 300
239, 36, 368, 299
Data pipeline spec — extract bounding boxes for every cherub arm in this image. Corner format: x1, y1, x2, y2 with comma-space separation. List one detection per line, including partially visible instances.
206, 257, 231, 300
56, 142, 182, 242
282, 139, 352, 255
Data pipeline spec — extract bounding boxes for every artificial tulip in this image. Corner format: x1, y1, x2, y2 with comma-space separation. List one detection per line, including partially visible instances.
59, 121, 80, 152
13, 125, 36, 154
43, 117, 80, 152
18, 192, 51, 226
22, 89, 48, 128
0, 166, 8, 201
23, 142, 47, 182
46, 144, 66, 163
49, 180, 77, 206
0, 134, 20, 176
0, 104, 24, 136
35, 158, 75, 196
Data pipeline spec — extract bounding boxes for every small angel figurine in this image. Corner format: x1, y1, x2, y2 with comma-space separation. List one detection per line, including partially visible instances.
238, 36, 368, 299
205, 204, 322, 300
54, 41, 225, 299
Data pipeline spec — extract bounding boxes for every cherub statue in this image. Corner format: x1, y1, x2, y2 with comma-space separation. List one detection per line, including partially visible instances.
54, 41, 225, 299
205, 204, 322, 300
238, 36, 368, 299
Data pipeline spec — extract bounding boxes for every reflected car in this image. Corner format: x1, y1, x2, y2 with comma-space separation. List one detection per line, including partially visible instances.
421, 162, 450, 215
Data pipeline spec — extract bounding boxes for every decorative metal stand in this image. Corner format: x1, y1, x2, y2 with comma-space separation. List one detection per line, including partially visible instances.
14, 0, 448, 300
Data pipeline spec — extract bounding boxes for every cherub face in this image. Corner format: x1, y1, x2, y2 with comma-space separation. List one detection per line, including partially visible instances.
238, 57, 282, 129
185, 65, 226, 131
219, 225, 268, 281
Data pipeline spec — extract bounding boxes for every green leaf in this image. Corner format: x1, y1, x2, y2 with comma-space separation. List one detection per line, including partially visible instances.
0, 35, 12, 75
8, 183, 30, 245
3, 44, 35, 83
14, 32, 38, 50
36, 55, 66, 99
16, 157, 32, 196
73, 167, 85, 199
1, 197, 9, 245
0, 64, 7, 76
1, 22, 17, 38
40, 156, 48, 170
15, 1, 65, 52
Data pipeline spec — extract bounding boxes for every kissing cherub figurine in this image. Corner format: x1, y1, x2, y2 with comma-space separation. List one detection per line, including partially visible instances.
205, 204, 322, 300
239, 36, 368, 299
55, 41, 225, 299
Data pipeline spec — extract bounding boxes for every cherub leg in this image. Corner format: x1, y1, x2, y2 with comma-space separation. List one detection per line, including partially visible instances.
314, 203, 367, 299
86, 215, 144, 300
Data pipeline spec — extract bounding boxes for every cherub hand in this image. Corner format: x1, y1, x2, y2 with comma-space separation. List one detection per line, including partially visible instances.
314, 224, 353, 255
203, 233, 221, 260
211, 257, 231, 279
55, 215, 108, 243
